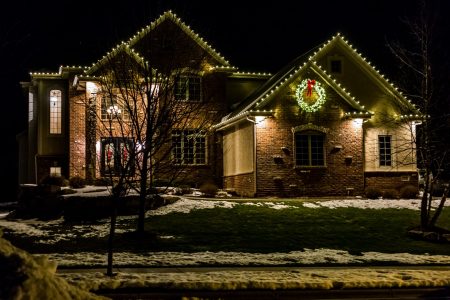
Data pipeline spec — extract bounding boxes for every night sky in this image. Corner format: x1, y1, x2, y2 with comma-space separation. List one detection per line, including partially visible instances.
1, 0, 449, 199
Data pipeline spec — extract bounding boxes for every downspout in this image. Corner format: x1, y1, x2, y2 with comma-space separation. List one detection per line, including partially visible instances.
246, 116, 257, 197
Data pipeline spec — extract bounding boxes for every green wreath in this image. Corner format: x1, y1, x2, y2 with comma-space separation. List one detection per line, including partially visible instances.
295, 79, 326, 112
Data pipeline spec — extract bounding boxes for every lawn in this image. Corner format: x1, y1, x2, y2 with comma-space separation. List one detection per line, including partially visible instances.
1, 198, 449, 266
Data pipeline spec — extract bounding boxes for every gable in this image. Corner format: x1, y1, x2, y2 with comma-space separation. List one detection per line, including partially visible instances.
85, 11, 231, 77
312, 34, 418, 116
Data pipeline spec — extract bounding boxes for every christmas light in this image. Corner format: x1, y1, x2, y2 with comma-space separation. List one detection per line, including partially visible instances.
295, 79, 327, 113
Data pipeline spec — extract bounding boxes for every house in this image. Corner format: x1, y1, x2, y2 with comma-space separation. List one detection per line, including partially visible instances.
18, 11, 419, 197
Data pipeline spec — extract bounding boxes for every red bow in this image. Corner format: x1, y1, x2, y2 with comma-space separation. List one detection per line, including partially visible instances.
307, 79, 316, 97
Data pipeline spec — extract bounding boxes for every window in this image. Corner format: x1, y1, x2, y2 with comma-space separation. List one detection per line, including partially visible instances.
100, 137, 134, 175
101, 95, 130, 120
28, 92, 34, 122
172, 130, 206, 165
50, 167, 61, 177
379, 135, 392, 166
49, 90, 62, 134
174, 75, 201, 101
328, 56, 343, 75
330, 60, 342, 73
295, 132, 325, 166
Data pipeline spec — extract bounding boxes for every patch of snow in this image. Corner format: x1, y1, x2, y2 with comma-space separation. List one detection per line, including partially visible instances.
59, 268, 450, 292
146, 198, 237, 216
302, 199, 449, 210
44, 249, 450, 267
0, 233, 104, 299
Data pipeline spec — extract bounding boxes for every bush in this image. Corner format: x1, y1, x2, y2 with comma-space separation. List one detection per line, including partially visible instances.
69, 176, 86, 189
93, 177, 111, 186
153, 178, 171, 187
199, 182, 218, 197
365, 187, 382, 199
400, 185, 418, 199
40, 175, 67, 187
178, 184, 192, 195
383, 189, 399, 199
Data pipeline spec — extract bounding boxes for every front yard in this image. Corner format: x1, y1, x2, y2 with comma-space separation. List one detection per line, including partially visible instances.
1, 197, 449, 267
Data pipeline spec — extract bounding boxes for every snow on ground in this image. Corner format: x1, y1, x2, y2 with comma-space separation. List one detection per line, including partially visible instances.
145, 197, 449, 216
1, 197, 449, 268
59, 268, 450, 291
44, 249, 450, 267
0, 234, 104, 299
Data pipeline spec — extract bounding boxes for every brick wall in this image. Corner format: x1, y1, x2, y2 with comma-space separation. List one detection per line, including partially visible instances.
365, 172, 418, 192
223, 173, 255, 197
68, 90, 86, 178
254, 88, 365, 197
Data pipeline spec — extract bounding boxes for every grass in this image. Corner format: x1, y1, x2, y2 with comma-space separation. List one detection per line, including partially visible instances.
2, 201, 450, 257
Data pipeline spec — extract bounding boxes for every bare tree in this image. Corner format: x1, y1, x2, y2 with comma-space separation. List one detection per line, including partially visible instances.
82, 18, 224, 274
388, 0, 449, 231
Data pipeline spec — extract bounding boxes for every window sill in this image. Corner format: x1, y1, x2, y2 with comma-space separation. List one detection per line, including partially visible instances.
294, 165, 327, 169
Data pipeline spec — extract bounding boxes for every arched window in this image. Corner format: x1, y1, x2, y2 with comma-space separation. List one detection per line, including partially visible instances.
49, 90, 62, 134
294, 131, 326, 167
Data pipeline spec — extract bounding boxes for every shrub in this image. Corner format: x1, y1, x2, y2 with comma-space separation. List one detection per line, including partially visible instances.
383, 189, 399, 199
69, 176, 86, 189
94, 177, 111, 186
199, 182, 218, 197
400, 185, 418, 199
153, 178, 171, 187
178, 184, 192, 195
365, 187, 382, 199
40, 175, 67, 187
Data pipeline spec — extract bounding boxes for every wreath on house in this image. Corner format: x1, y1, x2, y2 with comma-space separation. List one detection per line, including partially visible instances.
295, 79, 326, 112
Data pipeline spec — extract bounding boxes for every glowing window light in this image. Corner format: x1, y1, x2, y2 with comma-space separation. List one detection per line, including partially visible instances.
49, 90, 62, 134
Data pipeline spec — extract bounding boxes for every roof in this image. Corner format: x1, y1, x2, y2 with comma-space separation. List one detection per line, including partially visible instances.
217, 33, 419, 129
85, 11, 231, 76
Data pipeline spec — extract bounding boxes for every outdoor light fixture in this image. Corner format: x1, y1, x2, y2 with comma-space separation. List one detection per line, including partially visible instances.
107, 105, 121, 115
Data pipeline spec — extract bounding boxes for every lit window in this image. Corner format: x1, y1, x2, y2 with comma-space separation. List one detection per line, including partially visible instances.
379, 135, 392, 166
50, 167, 61, 177
294, 131, 325, 166
100, 137, 134, 176
49, 90, 62, 134
172, 130, 206, 165
101, 95, 131, 120
28, 92, 34, 122
174, 76, 201, 101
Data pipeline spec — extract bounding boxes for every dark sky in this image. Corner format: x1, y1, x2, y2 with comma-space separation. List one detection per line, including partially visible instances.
1, 0, 449, 199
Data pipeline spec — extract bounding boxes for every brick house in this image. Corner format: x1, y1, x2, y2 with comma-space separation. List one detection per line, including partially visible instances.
18, 11, 419, 196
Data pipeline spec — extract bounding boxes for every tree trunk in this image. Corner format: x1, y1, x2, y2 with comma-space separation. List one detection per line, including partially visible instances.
429, 190, 448, 228
106, 194, 118, 276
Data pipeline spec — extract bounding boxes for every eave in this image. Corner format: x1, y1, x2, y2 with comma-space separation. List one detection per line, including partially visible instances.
212, 110, 274, 131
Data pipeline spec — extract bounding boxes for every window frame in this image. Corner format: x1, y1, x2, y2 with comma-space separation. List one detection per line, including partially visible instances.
378, 135, 392, 167
172, 129, 207, 165
174, 75, 202, 102
294, 131, 326, 167
49, 90, 62, 134
101, 93, 133, 121
327, 55, 344, 75
100, 137, 135, 176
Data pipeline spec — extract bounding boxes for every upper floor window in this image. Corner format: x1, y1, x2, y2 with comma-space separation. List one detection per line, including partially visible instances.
172, 129, 206, 165
49, 90, 62, 134
328, 56, 343, 75
174, 75, 201, 101
379, 135, 392, 166
294, 131, 326, 167
101, 95, 131, 121
28, 92, 34, 122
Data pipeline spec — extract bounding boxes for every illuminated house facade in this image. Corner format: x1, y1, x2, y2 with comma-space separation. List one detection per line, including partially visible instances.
18, 11, 419, 196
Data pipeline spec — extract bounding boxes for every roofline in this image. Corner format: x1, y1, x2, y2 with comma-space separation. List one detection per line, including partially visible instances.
310, 33, 419, 113
127, 10, 231, 67
212, 110, 274, 131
